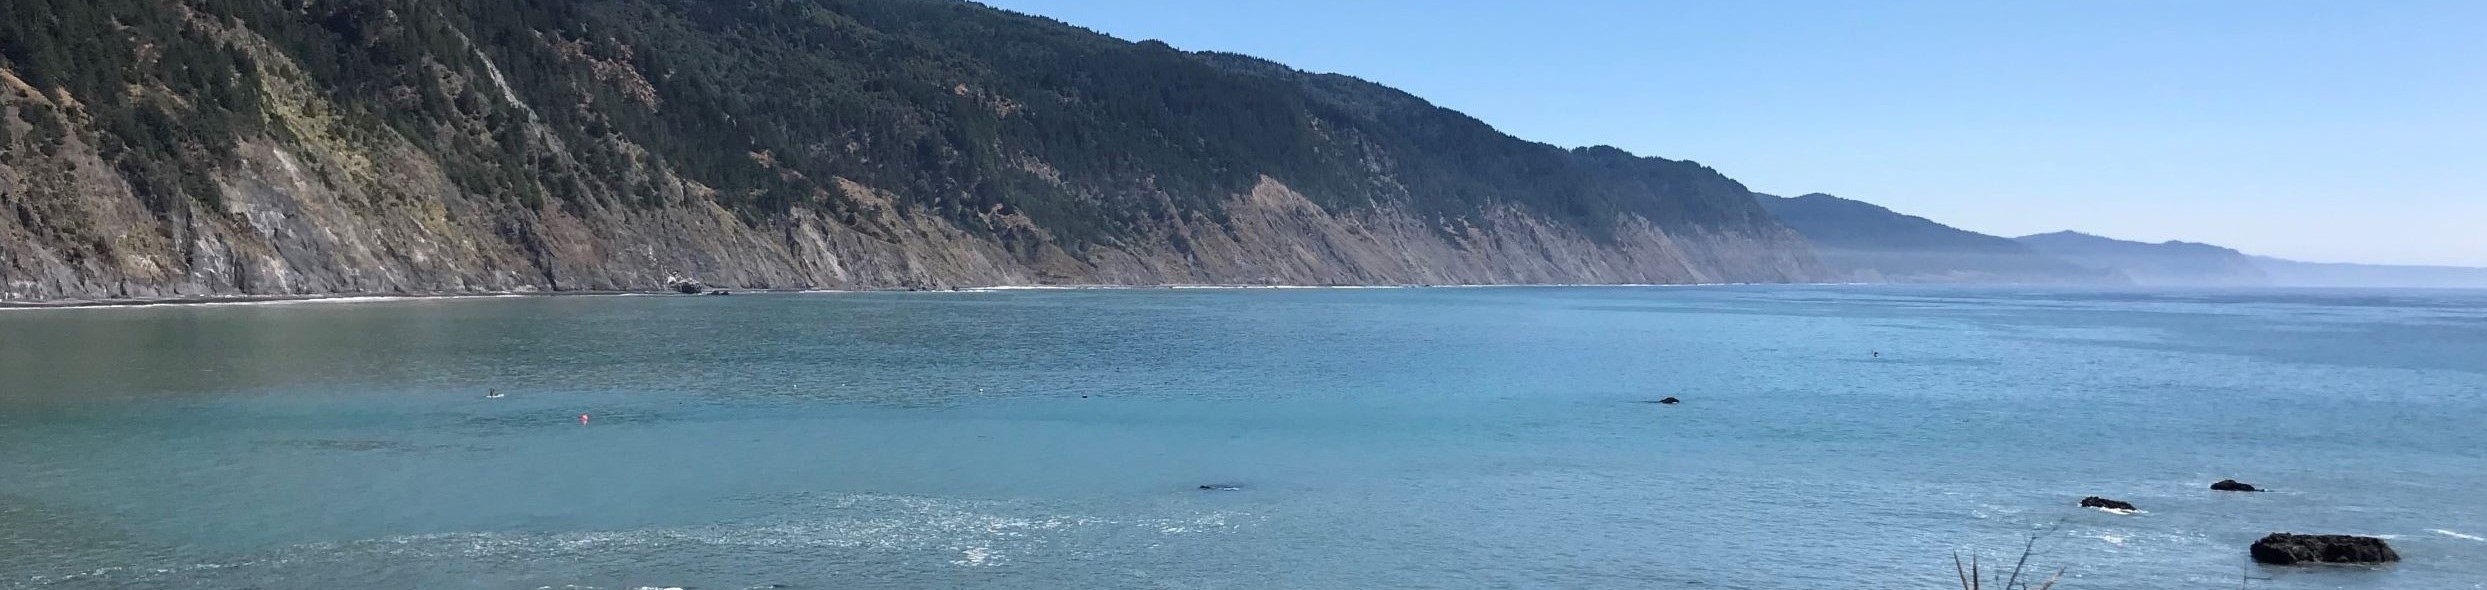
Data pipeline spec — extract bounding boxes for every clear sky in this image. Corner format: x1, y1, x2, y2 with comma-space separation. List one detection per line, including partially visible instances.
977, 0, 2487, 266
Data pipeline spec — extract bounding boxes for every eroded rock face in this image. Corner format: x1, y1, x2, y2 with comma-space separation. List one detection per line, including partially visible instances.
2250, 533, 2399, 565
3, 145, 1824, 301
2080, 496, 2136, 511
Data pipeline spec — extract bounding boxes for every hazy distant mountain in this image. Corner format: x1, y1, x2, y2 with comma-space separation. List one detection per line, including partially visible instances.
2009, 231, 2487, 288
2251, 257, 2487, 289
1757, 194, 2120, 284
2014, 231, 2268, 286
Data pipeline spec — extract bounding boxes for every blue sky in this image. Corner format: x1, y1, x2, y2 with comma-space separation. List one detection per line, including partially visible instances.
978, 0, 2487, 266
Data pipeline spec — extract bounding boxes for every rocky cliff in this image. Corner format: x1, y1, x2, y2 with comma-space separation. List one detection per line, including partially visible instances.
0, 0, 1821, 302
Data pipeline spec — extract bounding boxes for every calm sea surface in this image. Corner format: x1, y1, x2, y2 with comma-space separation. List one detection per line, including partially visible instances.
2, 286, 2483, 589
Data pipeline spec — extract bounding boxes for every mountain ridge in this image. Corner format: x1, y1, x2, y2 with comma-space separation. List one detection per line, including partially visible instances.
4, 0, 2469, 301
2014, 230, 2270, 286
0, 0, 1820, 302
1757, 194, 2486, 288
2015, 230, 2487, 289
1756, 193, 2120, 284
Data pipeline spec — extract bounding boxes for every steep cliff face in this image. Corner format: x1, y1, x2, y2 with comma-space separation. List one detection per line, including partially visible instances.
0, 0, 1818, 302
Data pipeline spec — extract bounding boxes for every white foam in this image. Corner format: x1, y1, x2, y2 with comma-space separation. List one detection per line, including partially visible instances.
937, 282, 1779, 293
2089, 507, 2140, 515
961, 285, 1077, 291
950, 545, 996, 567
13, 494, 1234, 586
297, 495, 1224, 569
2433, 529, 2486, 542
2092, 533, 2127, 545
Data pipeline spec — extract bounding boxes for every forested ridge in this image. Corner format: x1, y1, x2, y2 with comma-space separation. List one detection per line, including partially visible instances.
0, 0, 1820, 300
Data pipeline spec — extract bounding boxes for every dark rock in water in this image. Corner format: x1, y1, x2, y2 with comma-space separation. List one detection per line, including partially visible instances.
2079, 496, 2136, 511
1656, 397, 1680, 405
670, 280, 706, 294
2250, 533, 2399, 565
1197, 484, 1242, 491
705, 289, 732, 296
2212, 479, 2262, 492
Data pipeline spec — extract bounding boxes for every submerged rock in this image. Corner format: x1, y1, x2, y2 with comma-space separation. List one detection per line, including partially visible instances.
2212, 479, 2262, 492
2250, 533, 2399, 565
1656, 397, 1681, 405
1197, 484, 1242, 492
2079, 496, 2136, 511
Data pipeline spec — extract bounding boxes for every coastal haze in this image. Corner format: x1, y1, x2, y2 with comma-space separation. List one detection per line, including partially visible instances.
5, 288, 2486, 589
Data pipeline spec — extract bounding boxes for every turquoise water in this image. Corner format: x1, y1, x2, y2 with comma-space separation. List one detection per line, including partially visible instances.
2, 287, 2483, 589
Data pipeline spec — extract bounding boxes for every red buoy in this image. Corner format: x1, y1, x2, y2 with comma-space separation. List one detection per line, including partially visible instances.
579, 413, 590, 425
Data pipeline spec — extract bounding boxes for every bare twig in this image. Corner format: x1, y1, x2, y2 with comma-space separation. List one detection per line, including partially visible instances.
2002, 533, 2041, 589
1956, 524, 2067, 590
2034, 566, 2064, 590
1956, 553, 1974, 590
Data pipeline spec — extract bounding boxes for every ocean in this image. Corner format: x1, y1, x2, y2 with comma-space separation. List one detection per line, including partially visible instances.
2, 286, 2481, 589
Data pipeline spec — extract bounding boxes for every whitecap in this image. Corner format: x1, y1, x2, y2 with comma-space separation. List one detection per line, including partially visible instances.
2433, 529, 2486, 542
951, 545, 997, 567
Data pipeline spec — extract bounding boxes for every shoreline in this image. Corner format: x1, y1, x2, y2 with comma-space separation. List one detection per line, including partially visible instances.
0, 290, 667, 311
10, 281, 2449, 311
0, 282, 1803, 311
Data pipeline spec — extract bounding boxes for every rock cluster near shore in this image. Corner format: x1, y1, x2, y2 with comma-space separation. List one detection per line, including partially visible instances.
2068, 480, 2401, 568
